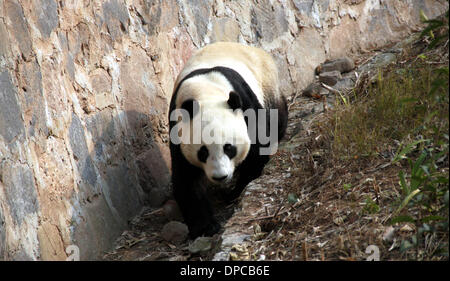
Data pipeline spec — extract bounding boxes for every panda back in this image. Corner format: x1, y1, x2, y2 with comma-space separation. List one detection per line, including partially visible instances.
175, 42, 281, 109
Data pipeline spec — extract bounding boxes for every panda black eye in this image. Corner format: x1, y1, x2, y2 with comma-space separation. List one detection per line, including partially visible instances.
223, 143, 237, 159
198, 145, 209, 163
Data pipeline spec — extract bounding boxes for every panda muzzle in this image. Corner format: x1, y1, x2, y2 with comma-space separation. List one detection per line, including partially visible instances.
212, 175, 228, 182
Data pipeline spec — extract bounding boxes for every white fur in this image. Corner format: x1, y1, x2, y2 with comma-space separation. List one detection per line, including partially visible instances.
203, 144, 233, 183
178, 59, 265, 107
175, 72, 234, 108
179, 103, 250, 184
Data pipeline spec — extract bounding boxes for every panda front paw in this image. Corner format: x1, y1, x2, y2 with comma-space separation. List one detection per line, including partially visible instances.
189, 218, 221, 238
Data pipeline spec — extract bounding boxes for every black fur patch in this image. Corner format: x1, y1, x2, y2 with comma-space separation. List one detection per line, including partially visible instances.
223, 143, 237, 159
180, 99, 199, 120
227, 91, 242, 111
197, 145, 209, 163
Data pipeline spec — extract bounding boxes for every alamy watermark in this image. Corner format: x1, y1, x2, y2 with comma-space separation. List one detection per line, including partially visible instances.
365, 245, 380, 261
169, 103, 279, 155
65, 245, 80, 261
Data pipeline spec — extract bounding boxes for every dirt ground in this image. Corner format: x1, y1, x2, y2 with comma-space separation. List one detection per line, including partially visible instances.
103, 31, 448, 261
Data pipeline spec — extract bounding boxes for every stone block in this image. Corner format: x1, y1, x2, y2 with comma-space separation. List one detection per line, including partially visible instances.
319, 70, 342, 86
161, 221, 189, 244
0, 71, 25, 143
316, 57, 355, 74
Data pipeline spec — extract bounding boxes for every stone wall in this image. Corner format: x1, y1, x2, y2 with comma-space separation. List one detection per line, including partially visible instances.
0, 0, 447, 260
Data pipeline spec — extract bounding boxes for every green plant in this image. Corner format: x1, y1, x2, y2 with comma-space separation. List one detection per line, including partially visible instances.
343, 183, 352, 191
362, 196, 380, 214
392, 139, 428, 163
388, 59, 449, 258
389, 141, 448, 257
420, 9, 449, 49
391, 146, 448, 216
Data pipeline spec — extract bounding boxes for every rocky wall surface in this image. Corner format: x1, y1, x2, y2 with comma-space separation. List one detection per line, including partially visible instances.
0, 0, 447, 260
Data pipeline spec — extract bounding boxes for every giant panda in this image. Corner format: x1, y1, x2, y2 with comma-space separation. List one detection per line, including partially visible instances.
168, 42, 288, 238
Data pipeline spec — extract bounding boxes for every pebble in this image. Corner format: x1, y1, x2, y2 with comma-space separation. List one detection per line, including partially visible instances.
163, 199, 183, 221
161, 221, 189, 244
316, 57, 355, 74
319, 70, 342, 86
302, 82, 328, 97
188, 236, 213, 254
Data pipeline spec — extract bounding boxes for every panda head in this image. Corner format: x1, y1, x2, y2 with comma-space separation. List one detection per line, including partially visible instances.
178, 91, 250, 185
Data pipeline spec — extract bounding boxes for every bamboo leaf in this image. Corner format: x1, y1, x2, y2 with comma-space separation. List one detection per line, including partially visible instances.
394, 189, 422, 216
421, 215, 446, 223
392, 139, 429, 163
390, 215, 415, 225
398, 170, 409, 196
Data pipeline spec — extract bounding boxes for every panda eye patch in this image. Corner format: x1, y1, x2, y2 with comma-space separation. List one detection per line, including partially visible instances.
223, 143, 237, 159
197, 145, 209, 163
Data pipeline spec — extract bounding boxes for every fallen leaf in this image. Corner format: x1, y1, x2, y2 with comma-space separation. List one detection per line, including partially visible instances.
383, 226, 395, 242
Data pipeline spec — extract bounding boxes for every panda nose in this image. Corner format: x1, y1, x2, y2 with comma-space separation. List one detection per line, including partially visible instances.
212, 175, 227, 182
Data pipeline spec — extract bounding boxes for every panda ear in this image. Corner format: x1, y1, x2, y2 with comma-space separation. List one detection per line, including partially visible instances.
227, 91, 242, 111
181, 99, 199, 119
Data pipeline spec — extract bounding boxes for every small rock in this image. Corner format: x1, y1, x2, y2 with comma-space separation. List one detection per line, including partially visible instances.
287, 193, 299, 204
316, 57, 355, 74
188, 236, 213, 254
333, 75, 356, 92
163, 200, 183, 222
319, 70, 342, 86
371, 52, 397, 68
302, 82, 328, 97
359, 53, 397, 78
161, 221, 189, 244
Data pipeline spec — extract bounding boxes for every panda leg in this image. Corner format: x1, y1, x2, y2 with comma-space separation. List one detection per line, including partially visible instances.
171, 153, 220, 238
173, 180, 220, 237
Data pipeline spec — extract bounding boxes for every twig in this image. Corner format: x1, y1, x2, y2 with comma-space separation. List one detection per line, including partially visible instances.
322, 95, 328, 112
141, 207, 164, 218
353, 71, 362, 88
425, 61, 447, 64
288, 91, 300, 111
366, 162, 392, 173
357, 52, 379, 67
271, 167, 303, 218
320, 83, 341, 95
302, 241, 309, 261
248, 197, 303, 222
272, 202, 285, 219
248, 213, 282, 222
288, 152, 298, 168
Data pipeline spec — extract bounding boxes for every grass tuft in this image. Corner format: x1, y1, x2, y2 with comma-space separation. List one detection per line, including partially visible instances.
328, 63, 448, 160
